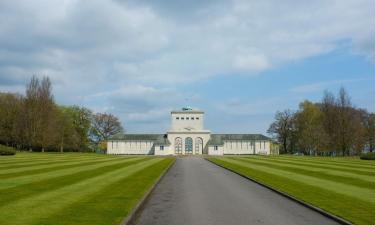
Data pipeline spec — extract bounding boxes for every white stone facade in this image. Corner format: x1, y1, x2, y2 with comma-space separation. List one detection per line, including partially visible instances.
107, 108, 274, 155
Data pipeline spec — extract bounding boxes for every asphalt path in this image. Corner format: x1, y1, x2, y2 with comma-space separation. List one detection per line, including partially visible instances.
134, 157, 339, 225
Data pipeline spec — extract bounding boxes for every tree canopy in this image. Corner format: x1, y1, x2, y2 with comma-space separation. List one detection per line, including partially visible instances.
0, 76, 124, 152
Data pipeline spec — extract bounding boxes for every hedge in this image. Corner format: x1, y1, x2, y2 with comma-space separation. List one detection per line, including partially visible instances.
0, 145, 16, 156
360, 152, 375, 160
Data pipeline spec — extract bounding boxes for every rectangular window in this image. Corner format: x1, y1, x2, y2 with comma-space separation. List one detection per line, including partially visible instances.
214, 146, 218, 150
186, 117, 189, 120
181, 117, 184, 120
176, 117, 179, 120
196, 117, 199, 120
191, 117, 194, 120
160, 146, 164, 150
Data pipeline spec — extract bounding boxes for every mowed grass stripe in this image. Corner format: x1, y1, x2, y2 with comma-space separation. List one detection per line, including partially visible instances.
219, 157, 375, 203
0, 153, 108, 163
0, 156, 125, 174
237, 157, 375, 187
0, 158, 166, 225
0, 157, 143, 190
0, 155, 111, 169
0, 156, 127, 179
0, 157, 150, 205
262, 156, 375, 171
271, 156, 375, 169
36, 158, 175, 225
209, 157, 375, 225
246, 156, 375, 177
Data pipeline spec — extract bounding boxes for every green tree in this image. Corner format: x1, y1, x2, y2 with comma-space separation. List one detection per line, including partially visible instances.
295, 101, 328, 155
0, 93, 23, 147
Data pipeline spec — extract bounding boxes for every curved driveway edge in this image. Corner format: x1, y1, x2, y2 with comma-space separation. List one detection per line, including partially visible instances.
206, 158, 354, 225
133, 157, 342, 225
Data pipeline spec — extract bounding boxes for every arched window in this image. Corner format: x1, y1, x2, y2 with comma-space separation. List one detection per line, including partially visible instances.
185, 137, 193, 154
175, 137, 182, 154
195, 137, 203, 154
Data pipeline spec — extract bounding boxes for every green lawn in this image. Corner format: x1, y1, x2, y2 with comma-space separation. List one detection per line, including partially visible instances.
208, 156, 375, 225
0, 153, 175, 225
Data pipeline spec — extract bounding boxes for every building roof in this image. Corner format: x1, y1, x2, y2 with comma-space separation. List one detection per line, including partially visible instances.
207, 134, 271, 146
109, 134, 171, 146
171, 107, 204, 114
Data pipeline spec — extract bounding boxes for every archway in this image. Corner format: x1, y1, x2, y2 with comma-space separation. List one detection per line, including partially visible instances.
185, 137, 193, 154
175, 137, 182, 154
195, 137, 203, 154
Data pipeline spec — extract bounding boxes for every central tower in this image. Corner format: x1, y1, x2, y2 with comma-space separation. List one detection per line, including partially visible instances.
170, 106, 205, 132
167, 107, 211, 155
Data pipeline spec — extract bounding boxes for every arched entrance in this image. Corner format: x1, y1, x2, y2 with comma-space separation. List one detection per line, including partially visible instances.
175, 137, 182, 154
185, 137, 193, 154
195, 137, 203, 154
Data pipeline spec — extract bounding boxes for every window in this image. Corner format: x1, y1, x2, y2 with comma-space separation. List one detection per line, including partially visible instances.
191, 117, 194, 120
214, 146, 218, 150
196, 117, 199, 120
175, 137, 182, 154
181, 117, 184, 120
186, 117, 189, 120
185, 137, 193, 154
160, 145, 164, 150
195, 137, 203, 154
176, 117, 179, 120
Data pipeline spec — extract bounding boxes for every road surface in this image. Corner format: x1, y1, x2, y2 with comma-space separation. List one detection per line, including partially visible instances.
134, 157, 339, 225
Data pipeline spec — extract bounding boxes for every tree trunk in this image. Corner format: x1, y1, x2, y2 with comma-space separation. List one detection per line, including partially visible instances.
42, 147, 45, 153
60, 136, 64, 153
283, 139, 287, 154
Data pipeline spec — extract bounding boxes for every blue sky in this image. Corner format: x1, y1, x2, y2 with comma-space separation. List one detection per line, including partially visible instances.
0, 0, 375, 134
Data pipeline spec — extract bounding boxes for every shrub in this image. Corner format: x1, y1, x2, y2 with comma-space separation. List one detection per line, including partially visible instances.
360, 152, 375, 160
0, 145, 16, 156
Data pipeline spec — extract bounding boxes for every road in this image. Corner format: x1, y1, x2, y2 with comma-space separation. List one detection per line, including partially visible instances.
134, 157, 339, 225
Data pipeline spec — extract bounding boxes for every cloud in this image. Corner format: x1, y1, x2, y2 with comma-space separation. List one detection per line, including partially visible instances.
2, 0, 375, 86
1, 0, 375, 132
290, 78, 371, 94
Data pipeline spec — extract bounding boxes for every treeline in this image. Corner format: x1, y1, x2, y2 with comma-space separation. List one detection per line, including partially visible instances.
0, 76, 123, 152
268, 88, 375, 156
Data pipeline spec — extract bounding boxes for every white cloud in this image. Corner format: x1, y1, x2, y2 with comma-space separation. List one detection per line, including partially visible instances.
1, 0, 375, 132
290, 78, 371, 94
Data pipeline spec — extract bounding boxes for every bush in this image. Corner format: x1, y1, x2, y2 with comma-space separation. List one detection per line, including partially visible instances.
0, 145, 16, 156
360, 152, 375, 160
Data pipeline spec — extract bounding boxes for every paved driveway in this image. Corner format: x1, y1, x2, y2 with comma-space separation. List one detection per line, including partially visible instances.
134, 157, 339, 225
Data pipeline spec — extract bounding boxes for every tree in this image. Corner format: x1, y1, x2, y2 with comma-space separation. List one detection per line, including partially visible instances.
361, 111, 375, 152
71, 106, 93, 150
321, 90, 338, 152
24, 76, 41, 151
267, 110, 296, 154
0, 93, 23, 147
56, 106, 79, 152
37, 77, 56, 152
91, 113, 123, 143
295, 101, 328, 155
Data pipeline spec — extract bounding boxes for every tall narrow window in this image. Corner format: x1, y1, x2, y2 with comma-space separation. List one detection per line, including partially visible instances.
175, 137, 182, 154
185, 137, 193, 154
195, 137, 203, 154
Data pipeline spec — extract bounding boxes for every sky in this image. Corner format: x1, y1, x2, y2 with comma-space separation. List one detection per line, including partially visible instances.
1, 0, 375, 134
